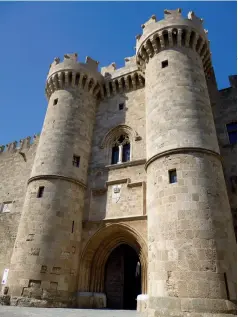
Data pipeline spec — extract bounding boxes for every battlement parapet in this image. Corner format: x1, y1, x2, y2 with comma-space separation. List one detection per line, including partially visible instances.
46, 53, 104, 100
48, 54, 100, 78
136, 9, 211, 77
100, 56, 144, 99
218, 75, 237, 96
101, 70, 145, 99
0, 134, 40, 155
101, 56, 138, 79
101, 63, 117, 77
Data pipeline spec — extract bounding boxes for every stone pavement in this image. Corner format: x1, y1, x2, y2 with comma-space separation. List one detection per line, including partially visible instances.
0, 307, 146, 317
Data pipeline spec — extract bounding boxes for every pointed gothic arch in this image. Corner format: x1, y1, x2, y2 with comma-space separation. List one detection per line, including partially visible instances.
77, 223, 147, 295
100, 125, 141, 164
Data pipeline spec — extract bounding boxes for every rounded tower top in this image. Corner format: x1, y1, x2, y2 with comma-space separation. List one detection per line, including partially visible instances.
45, 53, 103, 100
136, 9, 212, 77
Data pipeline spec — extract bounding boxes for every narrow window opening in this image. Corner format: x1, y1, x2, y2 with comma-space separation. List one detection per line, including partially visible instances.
37, 186, 44, 198
72, 155, 80, 168
111, 135, 130, 165
162, 60, 168, 68
71, 221, 75, 233
169, 169, 177, 184
111, 146, 119, 164
119, 103, 124, 110
122, 143, 130, 162
53, 98, 58, 106
226, 122, 237, 145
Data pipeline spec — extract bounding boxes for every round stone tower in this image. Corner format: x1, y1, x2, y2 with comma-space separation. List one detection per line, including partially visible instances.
136, 9, 237, 316
7, 53, 103, 307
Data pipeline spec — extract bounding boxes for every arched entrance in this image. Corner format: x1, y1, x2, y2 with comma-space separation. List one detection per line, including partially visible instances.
78, 223, 147, 309
105, 244, 141, 309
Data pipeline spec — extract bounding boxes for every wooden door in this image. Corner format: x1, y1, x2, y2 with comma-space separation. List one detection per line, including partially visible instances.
105, 246, 124, 309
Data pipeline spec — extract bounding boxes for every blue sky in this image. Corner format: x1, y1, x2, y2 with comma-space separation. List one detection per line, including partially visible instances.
0, 1, 236, 145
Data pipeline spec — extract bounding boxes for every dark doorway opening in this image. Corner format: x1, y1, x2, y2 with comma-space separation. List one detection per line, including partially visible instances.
104, 244, 141, 310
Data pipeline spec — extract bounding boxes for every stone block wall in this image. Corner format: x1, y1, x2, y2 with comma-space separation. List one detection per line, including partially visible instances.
213, 75, 237, 233
0, 139, 38, 282
84, 86, 146, 222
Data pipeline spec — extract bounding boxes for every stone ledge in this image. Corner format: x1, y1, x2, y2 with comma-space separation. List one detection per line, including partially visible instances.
28, 175, 87, 189
105, 158, 146, 170
145, 147, 221, 170
83, 214, 147, 224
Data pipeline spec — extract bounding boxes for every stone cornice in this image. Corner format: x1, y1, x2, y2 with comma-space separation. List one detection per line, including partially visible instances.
83, 215, 147, 224
145, 147, 221, 170
28, 175, 87, 189
105, 159, 146, 170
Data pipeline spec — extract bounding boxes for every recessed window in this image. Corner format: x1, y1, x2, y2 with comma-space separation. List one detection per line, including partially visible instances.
71, 221, 75, 233
169, 169, 177, 184
226, 122, 237, 145
37, 186, 44, 198
162, 60, 168, 68
111, 146, 119, 164
122, 143, 130, 162
1, 202, 13, 213
53, 98, 58, 106
119, 103, 124, 110
111, 135, 130, 165
72, 155, 80, 167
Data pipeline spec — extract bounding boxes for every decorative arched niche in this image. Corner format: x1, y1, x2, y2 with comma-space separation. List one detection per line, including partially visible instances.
100, 124, 141, 165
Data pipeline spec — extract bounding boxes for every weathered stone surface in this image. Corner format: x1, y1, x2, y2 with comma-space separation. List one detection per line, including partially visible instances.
0, 7, 236, 316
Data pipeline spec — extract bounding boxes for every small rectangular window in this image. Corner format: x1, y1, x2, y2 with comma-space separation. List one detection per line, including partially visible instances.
119, 103, 124, 110
169, 169, 177, 184
72, 155, 80, 167
71, 221, 75, 233
53, 98, 58, 106
226, 122, 237, 145
37, 186, 44, 198
162, 60, 168, 68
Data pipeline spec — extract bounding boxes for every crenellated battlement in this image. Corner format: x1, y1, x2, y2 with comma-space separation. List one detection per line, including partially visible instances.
48, 54, 100, 76
46, 53, 145, 101
46, 53, 104, 100
100, 56, 137, 78
135, 9, 212, 76
98, 55, 145, 98
0, 134, 40, 154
